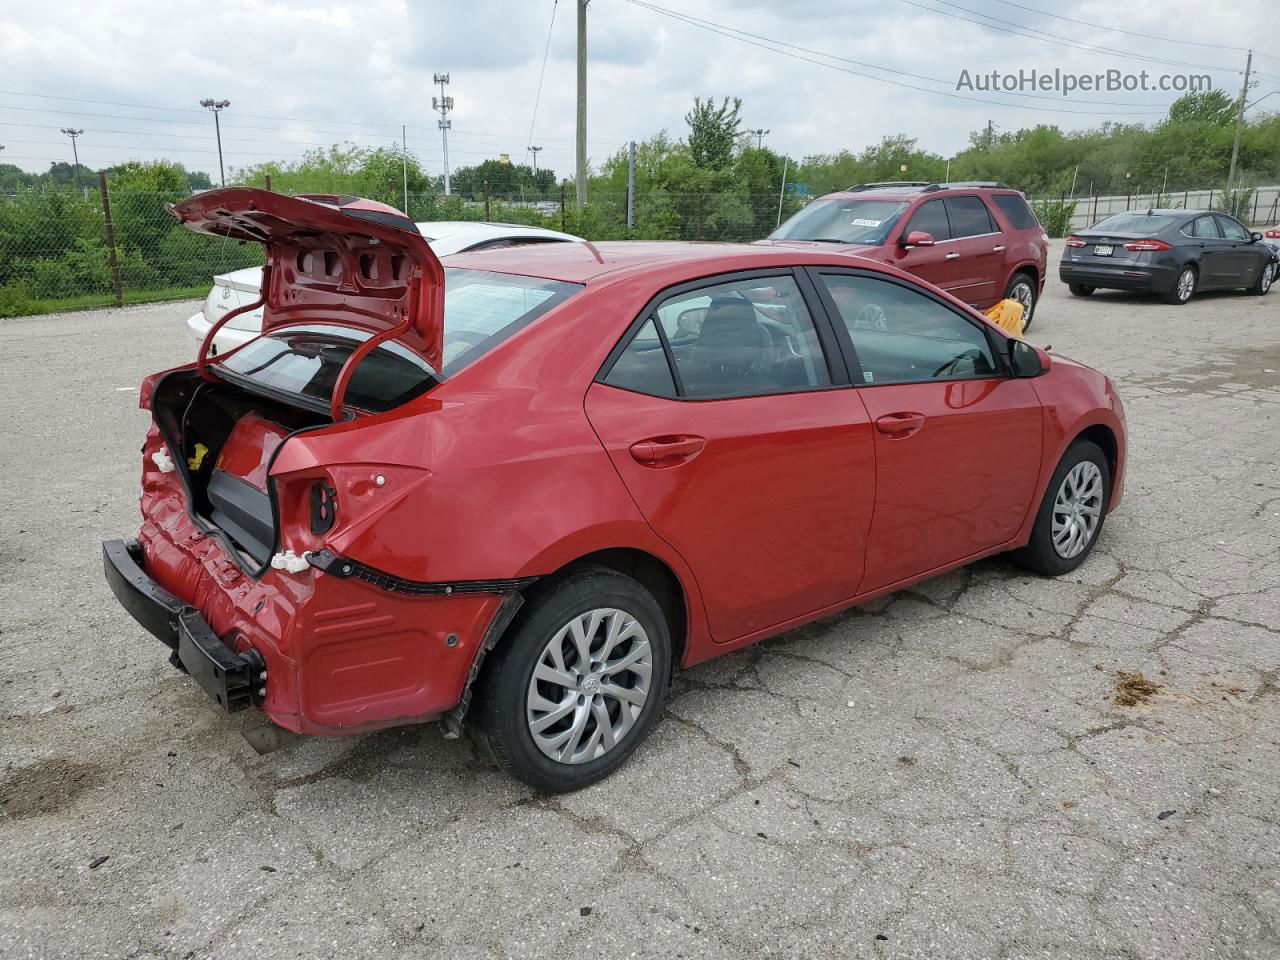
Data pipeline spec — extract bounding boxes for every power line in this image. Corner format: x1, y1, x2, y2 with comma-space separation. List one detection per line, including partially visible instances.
900, 0, 1236, 74
624, 0, 1165, 117
984, 0, 1257, 53
627, 0, 1163, 108
527, 0, 559, 151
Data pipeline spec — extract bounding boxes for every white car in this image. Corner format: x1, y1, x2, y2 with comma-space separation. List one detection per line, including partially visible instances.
185, 220, 583, 355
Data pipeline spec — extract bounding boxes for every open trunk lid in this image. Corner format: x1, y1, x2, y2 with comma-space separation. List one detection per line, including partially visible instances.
170, 189, 445, 382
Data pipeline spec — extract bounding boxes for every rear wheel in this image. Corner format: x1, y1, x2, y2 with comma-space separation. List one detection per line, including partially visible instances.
1011, 440, 1111, 576
471, 567, 671, 793
1005, 272, 1038, 330
1163, 265, 1197, 305
1068, 283, 1095, 297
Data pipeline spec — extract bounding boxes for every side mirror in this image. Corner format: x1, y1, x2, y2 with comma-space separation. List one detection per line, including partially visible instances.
1009, 338, 1047, 378
1251, 232, 1264, 242
901, 230, 935, 248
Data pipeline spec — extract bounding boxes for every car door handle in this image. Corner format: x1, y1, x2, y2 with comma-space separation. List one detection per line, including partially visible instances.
992, 245, 1006, 252
874, 412, 926, 438
944, 252, 960, 260
629, 435, 706, 466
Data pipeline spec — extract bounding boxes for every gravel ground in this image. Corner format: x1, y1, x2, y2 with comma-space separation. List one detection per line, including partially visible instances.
2, 245, 1279, 960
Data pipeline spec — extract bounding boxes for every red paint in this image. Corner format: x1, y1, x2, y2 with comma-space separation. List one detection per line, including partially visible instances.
120, 192, 1124, 737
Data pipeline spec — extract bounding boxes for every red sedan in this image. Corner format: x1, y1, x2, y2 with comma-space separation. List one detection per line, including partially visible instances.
104, 189, 1126, 792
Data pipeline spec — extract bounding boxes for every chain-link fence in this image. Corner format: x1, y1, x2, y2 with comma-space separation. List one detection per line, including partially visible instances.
0, 182, 806, 318
1028, 184, 1280, 236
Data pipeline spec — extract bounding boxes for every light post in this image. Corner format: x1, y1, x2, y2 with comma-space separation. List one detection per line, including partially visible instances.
432, 74, 453, 196
199, 99, 231, 186
60, 128, 84, 190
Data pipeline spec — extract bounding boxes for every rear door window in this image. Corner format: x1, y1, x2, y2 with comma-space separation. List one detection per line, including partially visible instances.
1189, 216, 1222, 239
943, 196, 997, 238
991, 194, 1039, 230
904, 200, 951, 242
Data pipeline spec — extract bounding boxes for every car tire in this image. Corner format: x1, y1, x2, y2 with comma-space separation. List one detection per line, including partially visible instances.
470, 566, 671, 793
1163, 265, 1197, 305
1068, 284, 1095, 297
1005, 272, 1038, 330
1010, 439, 1111, 577
1249, 261, 1274, 296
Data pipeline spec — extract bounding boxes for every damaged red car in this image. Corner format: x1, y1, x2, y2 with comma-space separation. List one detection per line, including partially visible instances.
104, 189, 1126, 792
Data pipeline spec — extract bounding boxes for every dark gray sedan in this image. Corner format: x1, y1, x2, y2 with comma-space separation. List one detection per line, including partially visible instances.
1059, 209, 1277, 305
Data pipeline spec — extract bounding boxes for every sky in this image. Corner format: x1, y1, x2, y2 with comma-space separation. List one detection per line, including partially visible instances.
0, 0, 1276, 182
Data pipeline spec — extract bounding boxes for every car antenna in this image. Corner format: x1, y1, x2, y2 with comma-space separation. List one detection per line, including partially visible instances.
581, 239, 605, 264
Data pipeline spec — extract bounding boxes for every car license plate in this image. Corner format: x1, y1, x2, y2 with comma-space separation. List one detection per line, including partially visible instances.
1094, 244, 1113, 256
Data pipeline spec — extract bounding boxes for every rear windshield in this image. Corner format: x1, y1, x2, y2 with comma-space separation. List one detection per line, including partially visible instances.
1089, 213, 1182, 234
218, 325, 439, 413
440, 268, 581, 371
770, 198, 909, 245
217, 269, 582, 412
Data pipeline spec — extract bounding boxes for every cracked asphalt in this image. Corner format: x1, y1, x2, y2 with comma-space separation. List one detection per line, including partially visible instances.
2, 243, 1279, 959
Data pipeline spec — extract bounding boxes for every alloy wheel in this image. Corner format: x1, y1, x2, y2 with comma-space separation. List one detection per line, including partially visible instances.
1051, 461, 1104, 559
1010, 280, 1035, 321
526, 608, 653, 765
1176, 268, 1195, 302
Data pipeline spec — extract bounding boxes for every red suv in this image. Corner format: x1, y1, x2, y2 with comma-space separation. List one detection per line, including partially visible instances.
765, 182, 1049, 328
104, 189, 1123, 792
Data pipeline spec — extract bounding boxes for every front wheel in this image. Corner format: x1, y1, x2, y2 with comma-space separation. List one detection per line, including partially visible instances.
1005, 272, 1038, 330
471, 567, 671, 793
1163, 265, 1197, 305
1249, 261, 1274, 296
1011, 440, 1111, 576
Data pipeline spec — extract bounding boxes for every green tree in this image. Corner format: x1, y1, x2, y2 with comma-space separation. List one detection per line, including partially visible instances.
1167, 90, 1237, 126
685, 96, 742, 170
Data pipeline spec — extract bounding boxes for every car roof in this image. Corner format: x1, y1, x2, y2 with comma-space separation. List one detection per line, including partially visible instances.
443, 240, 901, 285
820, 182, 1023, 202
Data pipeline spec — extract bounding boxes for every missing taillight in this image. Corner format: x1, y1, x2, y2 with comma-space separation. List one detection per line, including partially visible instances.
310, 481, 338, 534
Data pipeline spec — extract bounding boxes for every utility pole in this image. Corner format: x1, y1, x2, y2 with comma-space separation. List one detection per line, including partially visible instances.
626, 141, 636, 230
433, 73, 453, 196
748, 128, 770, 149
60, 128, 84, 190
529, 144, 543, 178
575, 0, 588, 211
401, 124, 409, 213
986, 119, 995, 149
199, 99, 230, 186
1226, 49, 1254, 214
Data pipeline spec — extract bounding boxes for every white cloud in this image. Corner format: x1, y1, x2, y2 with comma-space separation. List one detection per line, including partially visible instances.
0, 0, 1270, 181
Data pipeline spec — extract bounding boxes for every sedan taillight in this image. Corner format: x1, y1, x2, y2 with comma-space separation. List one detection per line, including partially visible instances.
1065, 236, 1087, 248
1266, 229, 1280, 239
1123, 239, 1172, 252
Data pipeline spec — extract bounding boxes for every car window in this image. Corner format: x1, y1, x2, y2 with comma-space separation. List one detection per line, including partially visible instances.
904, 199, 951, 242
1217, 216, 1249, 241
630, 275, 831, 399
770, 198, 909, 245
943, 196, 996, 238
602, 319, 677, 398
1090, 213, 1182, 233
992, 194, 1039, 230
1188, 216, 1221, 239
819, 274, 998, 385
440, 268, 582, 373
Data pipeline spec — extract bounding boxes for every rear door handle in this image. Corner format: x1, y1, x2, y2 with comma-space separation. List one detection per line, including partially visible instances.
944, 252, 960, 260
992, 245, 1006, 252
875, 412, 926, 438
629, 435, 706, 466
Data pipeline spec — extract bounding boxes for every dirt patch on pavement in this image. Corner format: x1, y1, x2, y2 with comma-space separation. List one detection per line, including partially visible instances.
1112, 671, 1163, 707
0, 758, 106, 820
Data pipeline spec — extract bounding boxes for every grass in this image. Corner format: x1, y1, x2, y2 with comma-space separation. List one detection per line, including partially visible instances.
0, 284, 209, 320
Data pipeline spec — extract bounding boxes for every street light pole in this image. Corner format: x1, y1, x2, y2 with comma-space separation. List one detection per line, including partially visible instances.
199, 99, 231, 186
529, 144, 542, 178
748, 127, 770, 149
60, 128, 84, 190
